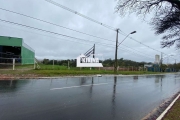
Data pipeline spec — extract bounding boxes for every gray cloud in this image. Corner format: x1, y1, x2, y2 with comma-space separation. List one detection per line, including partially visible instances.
0, 0, 179, 64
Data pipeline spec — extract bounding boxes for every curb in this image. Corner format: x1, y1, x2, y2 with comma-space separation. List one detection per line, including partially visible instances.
0, 73, 177, 80
156, 94, 180, 120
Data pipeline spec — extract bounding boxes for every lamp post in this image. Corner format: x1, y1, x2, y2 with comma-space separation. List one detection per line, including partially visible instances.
114, 30, 136, 74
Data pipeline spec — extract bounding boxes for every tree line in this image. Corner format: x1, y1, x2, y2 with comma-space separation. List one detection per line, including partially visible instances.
42, 58, 151, 67
41, 58, 180, 71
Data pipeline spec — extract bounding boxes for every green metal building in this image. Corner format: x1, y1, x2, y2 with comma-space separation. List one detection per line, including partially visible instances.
0, 36, 35, 64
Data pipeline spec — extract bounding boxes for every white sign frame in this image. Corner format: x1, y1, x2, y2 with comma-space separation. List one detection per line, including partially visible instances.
76, 54, 103, 67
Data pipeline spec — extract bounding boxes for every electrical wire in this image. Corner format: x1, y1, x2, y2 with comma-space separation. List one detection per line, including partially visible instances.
44, 0, 116, 31
0, 7, 165, 59
45, 0, 167, 59
26, 0, 175, 59
0, 21, 154, 60
118, 31, 160, 52
0, 7, 115, 42
121, 44, 155, 58
0, 19, 116, 46
118, 31, 177, 60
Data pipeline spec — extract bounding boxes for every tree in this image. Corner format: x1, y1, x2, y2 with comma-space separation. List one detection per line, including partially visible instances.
116, 0, 180, 48
42, 59, 49, 64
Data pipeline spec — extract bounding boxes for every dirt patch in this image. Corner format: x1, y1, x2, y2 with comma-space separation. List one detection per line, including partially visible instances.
0, 74, 42, 80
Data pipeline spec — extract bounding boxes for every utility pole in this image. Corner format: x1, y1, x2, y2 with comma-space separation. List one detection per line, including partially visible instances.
114, 30, 136, 74
114, 29, 119, 74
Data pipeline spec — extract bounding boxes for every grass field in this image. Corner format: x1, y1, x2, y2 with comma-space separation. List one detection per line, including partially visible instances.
0, 64, 166, 77
163, 98, 180, 120
0, 70, 162, 77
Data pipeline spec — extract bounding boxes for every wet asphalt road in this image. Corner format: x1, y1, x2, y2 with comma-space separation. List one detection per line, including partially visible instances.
0, 74, 180, 120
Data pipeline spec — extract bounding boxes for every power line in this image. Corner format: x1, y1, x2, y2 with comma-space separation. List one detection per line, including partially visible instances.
118, 31, 177, 60
0, 6, 161, 59
0, 19, 116, 46
2, 0, 169, 60
121, 44, 155, 59
44, 0, 163, 60
44, 0, 116, 31
118, 31, 161, 53
0, 20, 154, 60
119, 46, 154, 60
0, 7, 115, 42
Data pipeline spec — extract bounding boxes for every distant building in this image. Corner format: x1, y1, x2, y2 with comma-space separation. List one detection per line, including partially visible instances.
154, 54, 160, 64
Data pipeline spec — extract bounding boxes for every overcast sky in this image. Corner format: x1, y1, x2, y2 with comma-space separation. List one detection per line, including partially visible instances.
0, 0, 179, 64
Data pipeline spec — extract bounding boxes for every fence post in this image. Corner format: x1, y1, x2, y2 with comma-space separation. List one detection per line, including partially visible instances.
13, 58, 15, 70
34, 58, 36, 69
68, 61, 70, 69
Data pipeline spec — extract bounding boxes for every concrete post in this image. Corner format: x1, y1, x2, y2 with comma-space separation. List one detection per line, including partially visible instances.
34, 58, 36, 69
68, 61, 70, 69
13, 58, 15, 70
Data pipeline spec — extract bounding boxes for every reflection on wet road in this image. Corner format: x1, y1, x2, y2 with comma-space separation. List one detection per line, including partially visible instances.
0, 74, 180, 120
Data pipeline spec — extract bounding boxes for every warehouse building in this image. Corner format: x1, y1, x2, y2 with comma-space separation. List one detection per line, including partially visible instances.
0, 36, 35, 64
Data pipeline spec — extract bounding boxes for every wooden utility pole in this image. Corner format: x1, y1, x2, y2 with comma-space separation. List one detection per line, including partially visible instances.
114, 29, 119, 74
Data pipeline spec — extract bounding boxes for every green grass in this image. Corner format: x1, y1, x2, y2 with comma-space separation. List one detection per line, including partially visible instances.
38, 64, 98, 70
15, 64, 34, 69
33, 70, 161, 77
0, 68, 163, 77
163, 98, 180, 120
0, 64, 166, 77
38, 64, 68, 70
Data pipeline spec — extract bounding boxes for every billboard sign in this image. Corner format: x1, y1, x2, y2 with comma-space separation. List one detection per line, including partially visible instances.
76, 54, 103, 67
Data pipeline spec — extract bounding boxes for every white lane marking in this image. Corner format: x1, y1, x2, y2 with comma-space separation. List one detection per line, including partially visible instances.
156, 94, 180, 120
50, 83, 108, 90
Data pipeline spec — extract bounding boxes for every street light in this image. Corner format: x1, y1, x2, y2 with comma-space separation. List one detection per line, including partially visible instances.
114, 30, 137, 74
118, 31, 136, 47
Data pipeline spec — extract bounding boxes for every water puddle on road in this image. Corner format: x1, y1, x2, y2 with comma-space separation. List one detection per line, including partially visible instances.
0, 74, 180, 120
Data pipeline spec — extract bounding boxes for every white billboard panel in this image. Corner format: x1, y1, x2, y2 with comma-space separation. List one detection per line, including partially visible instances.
76, 54, 103, 67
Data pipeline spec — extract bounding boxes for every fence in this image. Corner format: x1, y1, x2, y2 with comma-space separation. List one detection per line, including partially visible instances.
0, 58, 40, 70
0, 52, 20, 58
99, 66, 145, 71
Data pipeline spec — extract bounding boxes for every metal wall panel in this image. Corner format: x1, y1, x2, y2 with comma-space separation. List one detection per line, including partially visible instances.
0, 36, 22, 46
21, 46, 35, 64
